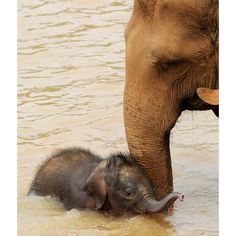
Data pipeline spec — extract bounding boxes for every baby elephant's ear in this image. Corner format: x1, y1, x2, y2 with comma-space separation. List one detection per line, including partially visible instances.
83, 160, 107, 209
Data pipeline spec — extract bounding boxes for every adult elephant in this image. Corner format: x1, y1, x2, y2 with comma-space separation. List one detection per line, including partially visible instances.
123, 0, 218, 200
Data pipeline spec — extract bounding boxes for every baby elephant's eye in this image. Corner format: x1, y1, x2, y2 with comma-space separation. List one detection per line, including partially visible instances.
123, 190, 134, 200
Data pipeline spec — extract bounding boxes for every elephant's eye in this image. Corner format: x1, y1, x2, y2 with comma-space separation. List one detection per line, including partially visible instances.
122, 189, 134, 200
161, 60, 184, 70
123, 192, 133, 200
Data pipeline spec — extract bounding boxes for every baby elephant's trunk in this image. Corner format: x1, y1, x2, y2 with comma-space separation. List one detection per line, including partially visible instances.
137, 192, 184, 213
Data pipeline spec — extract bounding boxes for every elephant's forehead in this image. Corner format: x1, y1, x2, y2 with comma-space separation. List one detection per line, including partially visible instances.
119, 166, 135, 177
118, 167, 152, 193
154, 0, 210, 34
138, 0, 212, 16
118, 166, 151, 188
150, 1, 216, 61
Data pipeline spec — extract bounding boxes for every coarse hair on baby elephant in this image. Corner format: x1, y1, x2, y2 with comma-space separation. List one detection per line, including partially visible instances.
28, 147, 184, 214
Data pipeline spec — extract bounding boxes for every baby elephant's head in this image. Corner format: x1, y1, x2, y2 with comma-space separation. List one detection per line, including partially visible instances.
83, 153, 183, 214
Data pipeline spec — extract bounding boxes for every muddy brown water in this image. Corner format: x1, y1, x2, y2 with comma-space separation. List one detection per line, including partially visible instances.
18, 0, 218, 235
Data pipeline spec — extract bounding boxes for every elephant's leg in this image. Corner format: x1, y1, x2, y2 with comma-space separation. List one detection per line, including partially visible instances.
124, 84, 181, 200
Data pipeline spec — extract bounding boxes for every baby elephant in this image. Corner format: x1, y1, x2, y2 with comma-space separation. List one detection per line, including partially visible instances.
29, 148, 184, 214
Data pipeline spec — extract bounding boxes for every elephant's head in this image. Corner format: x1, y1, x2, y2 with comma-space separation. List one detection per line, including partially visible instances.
83, 153, 184, 214
124, 0, 218, 199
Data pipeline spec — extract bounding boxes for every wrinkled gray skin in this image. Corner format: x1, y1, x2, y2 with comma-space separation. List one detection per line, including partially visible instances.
124, 0, 218, 200
29, 148, 184, 214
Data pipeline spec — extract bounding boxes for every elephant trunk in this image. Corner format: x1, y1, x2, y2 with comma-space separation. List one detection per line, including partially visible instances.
124, 80, 181, 200
137, 192, 184, 213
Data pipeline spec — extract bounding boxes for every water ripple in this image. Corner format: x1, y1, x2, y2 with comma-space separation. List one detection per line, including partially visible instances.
18, 0, 218, 235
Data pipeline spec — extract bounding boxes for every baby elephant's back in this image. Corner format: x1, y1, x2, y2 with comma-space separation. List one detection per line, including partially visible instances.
29, 148, 101, 195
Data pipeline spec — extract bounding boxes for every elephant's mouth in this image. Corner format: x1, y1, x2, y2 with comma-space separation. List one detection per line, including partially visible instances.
100, 197, 112, 210
182, 89, 219, 113
182, 95, 212, 110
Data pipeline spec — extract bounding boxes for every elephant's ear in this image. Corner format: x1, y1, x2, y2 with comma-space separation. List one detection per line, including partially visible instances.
197, 88, 219, 105
83, 160, 107, 209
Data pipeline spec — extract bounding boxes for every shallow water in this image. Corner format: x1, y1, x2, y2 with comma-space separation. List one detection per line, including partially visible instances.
18, 0, 219, 235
